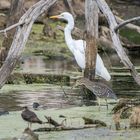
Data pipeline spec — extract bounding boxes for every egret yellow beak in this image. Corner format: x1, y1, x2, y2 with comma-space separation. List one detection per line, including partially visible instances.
49, 15, 59, 19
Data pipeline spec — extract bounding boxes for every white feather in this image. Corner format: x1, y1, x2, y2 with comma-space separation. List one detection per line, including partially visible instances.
59, 12, 111, 81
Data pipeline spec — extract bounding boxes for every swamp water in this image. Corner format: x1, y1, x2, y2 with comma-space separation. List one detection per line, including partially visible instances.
0, 52, 140, 139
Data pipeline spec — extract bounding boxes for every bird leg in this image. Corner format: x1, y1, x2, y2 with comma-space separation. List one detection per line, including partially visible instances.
61, 118, 67, 127
27, 122, 30, 128
105, 99, 109, 110
29, 123, 32, 129
97, 97, 101, 111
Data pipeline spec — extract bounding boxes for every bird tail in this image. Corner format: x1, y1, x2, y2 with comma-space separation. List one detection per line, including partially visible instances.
101, 67, 111, 81
96, 54, 111, 81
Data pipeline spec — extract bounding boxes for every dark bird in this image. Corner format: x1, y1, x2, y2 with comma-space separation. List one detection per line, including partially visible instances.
75, 78, 117, 110
21, 106, 42, 128
32, 102, 40, 110
82, 117, 107, 127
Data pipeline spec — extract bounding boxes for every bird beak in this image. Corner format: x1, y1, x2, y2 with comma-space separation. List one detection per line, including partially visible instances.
49, 15, 60, 19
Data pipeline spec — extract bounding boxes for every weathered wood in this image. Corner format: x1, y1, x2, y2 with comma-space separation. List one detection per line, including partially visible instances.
33, 124, 97, 132
116, 16, 140, 34
65, 0, 76, 19
115, 16, 140, 32
84, 0, 98, 80
96, 0, 140, 85
0, 0, 25, 66
0, 0, 57, 88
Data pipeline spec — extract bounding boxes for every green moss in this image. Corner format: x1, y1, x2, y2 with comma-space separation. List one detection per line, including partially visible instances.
120, 28, 140, 44
6, 73, 70, 86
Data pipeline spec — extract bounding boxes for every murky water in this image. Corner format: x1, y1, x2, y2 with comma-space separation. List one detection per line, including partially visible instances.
0, 52, 140, 139
0, 52, 139, 111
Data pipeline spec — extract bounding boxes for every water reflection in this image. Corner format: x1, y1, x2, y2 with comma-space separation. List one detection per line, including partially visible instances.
20, 53, 140, 74
0, 53, 139, 111
20, 56, 76, 74
0, 87, 82, 111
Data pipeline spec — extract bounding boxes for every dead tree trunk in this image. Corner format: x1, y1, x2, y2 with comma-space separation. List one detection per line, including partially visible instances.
96, 0, 140, 85
0, 0, 25, 66
0, 0, 57, 88
84, 0, 98, 80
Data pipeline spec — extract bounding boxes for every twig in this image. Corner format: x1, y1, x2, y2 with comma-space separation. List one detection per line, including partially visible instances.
0, 22, 24, 34
115, 16, 140, 32
116, 16, 140, 33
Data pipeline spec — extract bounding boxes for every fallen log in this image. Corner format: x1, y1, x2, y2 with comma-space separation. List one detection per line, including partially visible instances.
33, 124, 97, 132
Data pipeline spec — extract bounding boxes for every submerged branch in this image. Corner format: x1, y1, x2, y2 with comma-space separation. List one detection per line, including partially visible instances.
33, 124, 97, 132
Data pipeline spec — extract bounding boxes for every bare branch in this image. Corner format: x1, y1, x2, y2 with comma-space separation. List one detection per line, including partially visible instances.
115, 16, 140, 32
116, 16, 140, 33
0, 22, 24, 34
0, 0, 57, 88
96, 0, 140, 85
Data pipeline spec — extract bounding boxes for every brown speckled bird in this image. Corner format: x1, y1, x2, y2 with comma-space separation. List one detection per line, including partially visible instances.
75, 78, 117, 110
21, 106, 42, 128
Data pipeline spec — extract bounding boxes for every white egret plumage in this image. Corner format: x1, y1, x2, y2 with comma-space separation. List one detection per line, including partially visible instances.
50, 12, 111, 81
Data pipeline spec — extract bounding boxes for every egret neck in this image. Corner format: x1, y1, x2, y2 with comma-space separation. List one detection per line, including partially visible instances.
64, 17, 75, 53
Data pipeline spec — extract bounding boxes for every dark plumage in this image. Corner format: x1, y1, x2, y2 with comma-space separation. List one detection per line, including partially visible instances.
33, 102, 40, 110
21, 106, 42, 128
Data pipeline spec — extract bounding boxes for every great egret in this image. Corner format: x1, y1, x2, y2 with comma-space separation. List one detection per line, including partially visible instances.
50, 12, 111, 81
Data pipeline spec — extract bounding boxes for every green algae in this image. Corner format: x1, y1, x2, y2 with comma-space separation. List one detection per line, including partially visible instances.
0, 105, 140, 140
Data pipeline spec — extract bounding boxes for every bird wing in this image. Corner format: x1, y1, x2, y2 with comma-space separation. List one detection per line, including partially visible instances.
73, 39, 86, 54
87, 81, 117, 99
75, 40, 111, 81
21, 110, 37, 120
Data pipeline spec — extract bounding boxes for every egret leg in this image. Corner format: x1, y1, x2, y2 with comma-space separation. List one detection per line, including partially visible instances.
28, 122, 29, 128
105, 99, 108, 110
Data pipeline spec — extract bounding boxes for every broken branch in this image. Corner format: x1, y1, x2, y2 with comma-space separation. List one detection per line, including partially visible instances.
0, 0, 57, 88
115, 16, 140, 32
96, 0, 140, 85
0, 22, 24, 34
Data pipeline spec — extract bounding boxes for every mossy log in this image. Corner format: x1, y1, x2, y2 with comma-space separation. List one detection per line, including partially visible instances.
33, 124, 97, 132
7, 73, 70, 85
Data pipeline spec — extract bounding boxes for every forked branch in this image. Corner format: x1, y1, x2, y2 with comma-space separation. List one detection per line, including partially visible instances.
115, 16, 140, 32
0, 0, 57, 88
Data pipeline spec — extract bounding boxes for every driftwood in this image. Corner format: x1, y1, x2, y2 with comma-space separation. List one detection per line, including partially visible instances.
0, 0, 57, 88
44, 116, 62, 127
33, 124, 96, 132
96, 0, 140, 85
82, 117, 107, 127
